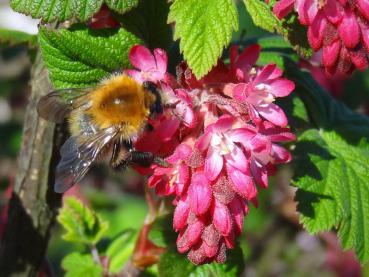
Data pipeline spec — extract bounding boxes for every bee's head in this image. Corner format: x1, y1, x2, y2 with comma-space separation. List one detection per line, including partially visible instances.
143, 81, 163, 115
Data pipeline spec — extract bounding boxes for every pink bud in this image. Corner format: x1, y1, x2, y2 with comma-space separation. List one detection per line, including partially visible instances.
185, 219, 205, 247
212, 200, 232, 236
338, 9, 360, 49
323, 40, 341, 67
173, 198, 190, 231
201, 241, 218, 258
201, 224, 221, 247
188, 245, 206, 265
188, 173, 212, 215
227, 165, 257, 200
229, 197, 247, 234
357, 0, 369, 21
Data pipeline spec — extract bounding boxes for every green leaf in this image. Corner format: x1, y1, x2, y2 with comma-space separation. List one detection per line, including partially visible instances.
115, 0, 172, 49
105, 0, 139, 14
277, 14, 313, 58
0, 29, 37, 47
62, 252, 103, 277
158, 245, 244, 277
168, 0, 238, 78
39, 24, 142, 89
10, 0, 139, 23
11, 0, 103, 23
283, 59, 369, 139
293, 130, 369, 263
148, 214, 176, 248
243, 0, 278, 33
243, 0, 312, 58
106, 230, 137, 274
58, 197, 109, 245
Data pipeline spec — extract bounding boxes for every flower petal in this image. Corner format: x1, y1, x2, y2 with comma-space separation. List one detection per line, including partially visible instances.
338, 9, 360, 48
185, 219, 205, 246
272, 145, 292, 163
153, 48, 167, 73
129, 45, 156, 71
232, 83, 249, 101
235, 44, 261, 73
357, 0, 369, 21
254, 64, 282, 84
269, 78, 295, 97
307, 13, 326, 50
324, 0, 343, 24
227, 164, 257, 200
205, 148, 224, 181
257, 103, 288, 127
273, 0, 295, 19
195, 131, 212, 152
250, 160, 269, 188
323, 40, 341, 67
173, 198, 190, 231
226, 145, 248, 173
229, 196, 247, 234
228, 127, 256, 144
214, 115, 234, 133
157, 118, 180, 141
212, 200, 232, 236
189, 173, 212, 215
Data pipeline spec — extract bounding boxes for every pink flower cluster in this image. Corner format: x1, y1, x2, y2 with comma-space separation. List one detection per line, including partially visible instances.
126, 45, 295, 264
273, 0, 369, 76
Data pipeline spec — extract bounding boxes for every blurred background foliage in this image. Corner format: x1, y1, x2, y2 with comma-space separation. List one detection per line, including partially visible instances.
0, 0, 369, 276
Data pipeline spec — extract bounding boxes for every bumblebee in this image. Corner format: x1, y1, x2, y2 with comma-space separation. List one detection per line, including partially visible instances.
37, 74, 166, 193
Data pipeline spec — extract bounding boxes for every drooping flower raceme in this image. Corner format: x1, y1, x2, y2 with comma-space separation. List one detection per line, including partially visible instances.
126, 45, 295, 264
272, 0, 369, 76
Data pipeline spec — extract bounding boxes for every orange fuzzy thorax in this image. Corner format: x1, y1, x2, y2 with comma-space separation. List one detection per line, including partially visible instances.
86, 74, 155, 139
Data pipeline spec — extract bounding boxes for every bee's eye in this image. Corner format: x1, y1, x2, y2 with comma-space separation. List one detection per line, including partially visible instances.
114, 98, 123, 105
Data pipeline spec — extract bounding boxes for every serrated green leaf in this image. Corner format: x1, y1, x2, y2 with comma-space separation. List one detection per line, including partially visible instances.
115, 0, 172, 49
243, 0, 312, 58
148, 214, 176, 248
0, 29, 37, 47
243, 0, 278, 33
105, 0, 139, 14
58, 197, 109, 245
158, 246, 244, 277
106, 230, 137, 274
62, 252, 103, 277
277, 14, 313, 58
39, 24, 142, 89
294, 129, 369, 263
284, 58, 369, 139
168, 0, 238, 78
10, 0, 103, 23
10, 0, 139, 23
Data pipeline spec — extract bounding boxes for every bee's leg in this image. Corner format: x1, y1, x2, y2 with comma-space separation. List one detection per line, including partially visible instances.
110, 143, 130, 169
128, 150, 170, 168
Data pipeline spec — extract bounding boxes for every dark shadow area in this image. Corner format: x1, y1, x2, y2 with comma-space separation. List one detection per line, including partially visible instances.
295, 189, 334, 219
292, 140, 334, 181
0, 194, 49, 275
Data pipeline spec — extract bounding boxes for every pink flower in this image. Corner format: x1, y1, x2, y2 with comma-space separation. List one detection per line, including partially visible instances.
232, 64, 295, 127
125, 45, 169, 84
229, 44, 261, 82
128, 45, 295, 264
236, 121, 295, 188
272, 0, 369, 76
196, 116, 248, 180
148, 144, 192, 196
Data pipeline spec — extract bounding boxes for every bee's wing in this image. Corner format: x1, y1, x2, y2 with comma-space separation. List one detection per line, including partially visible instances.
37, 88, 91, 123
54, 126, 118, 193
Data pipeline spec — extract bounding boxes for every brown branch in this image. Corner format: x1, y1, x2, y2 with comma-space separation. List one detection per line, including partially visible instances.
0, 51, 64, 276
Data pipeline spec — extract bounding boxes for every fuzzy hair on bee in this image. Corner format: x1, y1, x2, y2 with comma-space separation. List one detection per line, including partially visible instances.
37, 74, 167, 193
